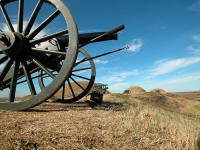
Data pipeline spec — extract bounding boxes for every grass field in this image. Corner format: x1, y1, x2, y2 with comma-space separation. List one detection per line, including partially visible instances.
0, 92, 200, 149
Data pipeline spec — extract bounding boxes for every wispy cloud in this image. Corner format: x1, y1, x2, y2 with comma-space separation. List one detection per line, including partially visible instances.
106, 76, 124, 82
109, 82, 130, 93
106, 69, 139, 82
192, 35, 200, 42
143, 74, 200, 92
0, 21, 47, 38
148, 35, 200, 78
126, 38, 143, 52
94, 59, 109, 64
188, 45, 200, 55
189, 0, 200, 12
188, 34, 200, 55
149, 57, 200, 78
156, 75, 200, 86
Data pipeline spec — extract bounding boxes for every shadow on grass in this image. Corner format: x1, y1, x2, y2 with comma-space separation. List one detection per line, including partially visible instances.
22, 100, 129, 112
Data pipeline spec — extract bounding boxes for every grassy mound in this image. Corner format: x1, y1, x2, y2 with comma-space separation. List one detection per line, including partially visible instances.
124, 86, 146, 95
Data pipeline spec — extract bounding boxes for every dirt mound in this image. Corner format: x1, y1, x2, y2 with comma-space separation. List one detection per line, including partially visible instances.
165, 92, 178, 98
151, 88, 167, 94
133, 92, 180, 111
55, 81, 89, 98
124, 86, 146, 95
17, 95, 32, 101
105, 90, 111, 94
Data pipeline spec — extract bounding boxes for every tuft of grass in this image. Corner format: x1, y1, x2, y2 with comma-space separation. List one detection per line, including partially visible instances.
112, 93, 130, 101
194, 104, 200, 111
4, 139, 38, 150
116, 104, 199, 149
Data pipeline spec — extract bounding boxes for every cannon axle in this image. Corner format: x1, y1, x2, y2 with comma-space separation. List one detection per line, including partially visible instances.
0, 31, 30, 57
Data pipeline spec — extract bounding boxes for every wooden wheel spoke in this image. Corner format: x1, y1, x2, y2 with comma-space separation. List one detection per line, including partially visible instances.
30, 29, 68, 45
32, 58, 55, 79
62, 84, 65, 100
9, 60, 20, 102
36, 48, 95, 103
0, 55, 8, 65
72, 67, 91, 72
0, 0, 79, 111
24, 0, 43, 36
17, 73, 50, 85
75, 57, 87, 66
70, 77, 85, 91
17, 0, 24, 33
28, 9, 60, 40
21, 60, 36, 95
71, 73, 90, 81
31, 48, 66, 56
0, 5, 15, 32
0, 59, 13, 81
67, 79, 75, 98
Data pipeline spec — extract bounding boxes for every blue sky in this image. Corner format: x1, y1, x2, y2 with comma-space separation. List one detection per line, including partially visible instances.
1, 0, 200, 94
65, 0, 200, 92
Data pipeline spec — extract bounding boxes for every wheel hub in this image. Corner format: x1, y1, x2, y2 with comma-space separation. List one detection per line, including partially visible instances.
0, 31, 30, 57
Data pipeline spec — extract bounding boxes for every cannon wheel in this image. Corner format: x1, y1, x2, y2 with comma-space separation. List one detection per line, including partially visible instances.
0, 0, 78, 110
38, 48, 96, 103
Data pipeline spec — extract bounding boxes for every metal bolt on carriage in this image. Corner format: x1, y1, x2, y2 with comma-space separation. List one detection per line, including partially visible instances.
0, 0, 126, 110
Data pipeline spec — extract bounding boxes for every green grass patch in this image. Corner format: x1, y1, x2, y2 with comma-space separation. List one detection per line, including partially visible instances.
194, 104, 200, 111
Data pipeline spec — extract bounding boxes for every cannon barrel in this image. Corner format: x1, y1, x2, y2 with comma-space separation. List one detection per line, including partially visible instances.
57, 32, 117, 47
57, 24, 125, 47
80, 24, 125, 47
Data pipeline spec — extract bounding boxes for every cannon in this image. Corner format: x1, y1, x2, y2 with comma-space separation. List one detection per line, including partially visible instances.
0, 0, 126, 110
90, 83, 109, 104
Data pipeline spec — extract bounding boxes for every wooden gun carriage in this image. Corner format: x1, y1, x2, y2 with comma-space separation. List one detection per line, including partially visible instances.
0, 0, 126, 110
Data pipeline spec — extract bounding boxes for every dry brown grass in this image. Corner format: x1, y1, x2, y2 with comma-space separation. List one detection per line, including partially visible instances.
151, 88, 167, 94
0, 93, 200, 149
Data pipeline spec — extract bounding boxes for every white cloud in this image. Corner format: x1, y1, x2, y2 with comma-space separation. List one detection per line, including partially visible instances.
150, 57, 200, 77
188, 34, 200, 55
106, 76, 124, 82
94, 59, 109, 64
145, 74, 200, 92
189, 0, 200, 12
126, 38, 143, 52
188, 45, 200, 55
1, 21, 47, 38
140, 74, 200, 92
154, 58, 169, 65
106, 69, 139, 82
192, 35, 200, 43
117, 70, 139, 78
109, 82, 130, 93
156, 75, 200, 86
74, 70, 88, 75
